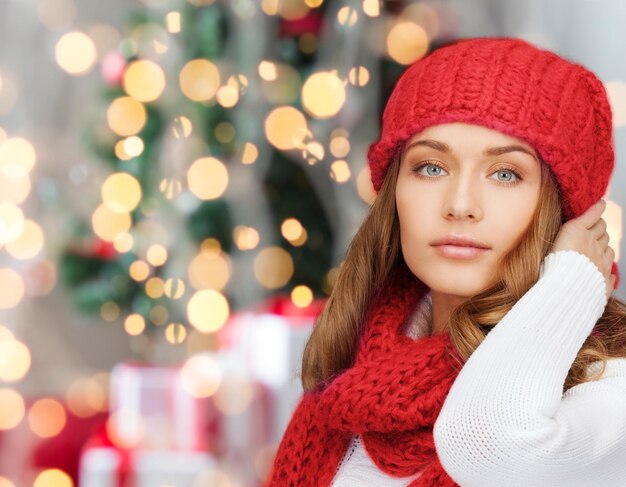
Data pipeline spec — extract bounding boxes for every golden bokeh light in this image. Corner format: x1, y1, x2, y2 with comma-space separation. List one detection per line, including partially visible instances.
123, 60, 166, 102
129, 260, 150, 281
107, 96, 147, 136
362, 0, 380, 17
386, 21, 429, 65
0, 137, 36, 178
145, 277, 164, 299
305, 141, 324, 160
188, 249, 231, 291
281, 218, 303, 242
216, 85, 239, 107
172, 116, 193, 138
291, 284, 313, 307
146, 244, 168, 266
305, 0, 324, 6
166, 11, 181, 33
0, 202, 25, 244
91, 204, 132, 242
179, 59, 221, 102
28, 398, 67, 438
101, 172, 142, 213
0, 388, 24, 429
337, 6, 358, 26
33, 469, 73, 487
241, 142, 258, 164
201, 237, 221, 253
214, 121, 235, 143
55, 31, 96, 75
187, 289, 230, 333
233, 225, 260, 250
254, 246, 294, 289
125, 314, 146, 336
0, 268, 24, 309
357, 165, 376, 204
348, 66, 370, 86
159, 178, 183, 199
164, 278, 185, 299
66, 378, 105, 418
113, 232, 134, 253
330, 135, 350, 158
5, 219, 44, 260
0, 338, 31, 382
114, 140, 132, 161
165, 323, 186, 344
149, 305, 168, 325
301, 71, 346, 118
100, 301, 120, 322
123, 136, 145, 157
330, 159, 351, 183
264, 106, 309, 150
258, 61, 277, 81
0, 172, 30, 204
187, 157, 229, 200
180, 354, 222, 398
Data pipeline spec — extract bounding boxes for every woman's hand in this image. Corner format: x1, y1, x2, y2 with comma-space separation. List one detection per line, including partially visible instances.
550, 199, 616, 301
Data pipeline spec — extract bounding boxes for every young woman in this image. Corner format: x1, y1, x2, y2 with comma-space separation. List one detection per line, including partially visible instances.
265, 37, 626, 486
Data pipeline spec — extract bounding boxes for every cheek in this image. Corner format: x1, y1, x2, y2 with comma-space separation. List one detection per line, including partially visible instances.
491, 200, 537, 250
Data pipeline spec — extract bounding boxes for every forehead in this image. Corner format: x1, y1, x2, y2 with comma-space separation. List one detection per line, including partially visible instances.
402, 122, 538, 157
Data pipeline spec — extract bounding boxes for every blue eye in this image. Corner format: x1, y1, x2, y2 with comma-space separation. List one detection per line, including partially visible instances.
411, 161, 523, 186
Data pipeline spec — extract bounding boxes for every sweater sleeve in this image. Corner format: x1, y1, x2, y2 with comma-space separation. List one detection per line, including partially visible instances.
432, 250, 626, 487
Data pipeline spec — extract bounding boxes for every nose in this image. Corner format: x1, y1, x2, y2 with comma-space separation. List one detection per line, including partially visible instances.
442, 173, 483, 221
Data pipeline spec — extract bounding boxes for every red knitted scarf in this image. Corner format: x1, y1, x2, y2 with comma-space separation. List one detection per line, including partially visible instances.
265, 263, 464, 486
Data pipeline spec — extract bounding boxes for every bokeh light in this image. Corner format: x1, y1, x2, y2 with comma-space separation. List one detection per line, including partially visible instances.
187, 157, 229, 200
301, 71, 346, 118
55, 31, 96, 75
179, 59, 221, 102
253, 247, 294, 289
187, 290, 230, 333
123, 59, 166, 102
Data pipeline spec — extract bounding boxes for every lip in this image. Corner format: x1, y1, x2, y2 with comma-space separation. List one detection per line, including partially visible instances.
430, 234, 491, 249
433, 245, 489, 260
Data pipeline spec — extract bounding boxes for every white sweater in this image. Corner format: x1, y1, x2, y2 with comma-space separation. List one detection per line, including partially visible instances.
330, 250, 626, 486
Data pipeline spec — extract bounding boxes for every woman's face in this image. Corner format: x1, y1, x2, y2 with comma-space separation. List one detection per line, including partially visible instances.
395, 122, 542, 301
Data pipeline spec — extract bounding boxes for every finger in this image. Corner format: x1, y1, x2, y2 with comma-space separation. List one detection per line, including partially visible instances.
589, 218, 608, 240
579, 199, 606, 229
598, 232, 610, 247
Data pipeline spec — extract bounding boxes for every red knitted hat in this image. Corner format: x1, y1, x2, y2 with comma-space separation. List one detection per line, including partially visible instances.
367, 36, 620, 289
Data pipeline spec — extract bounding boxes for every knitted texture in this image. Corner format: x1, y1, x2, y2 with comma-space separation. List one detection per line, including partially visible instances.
265, 263, 463, 487
366, 36, 619, 288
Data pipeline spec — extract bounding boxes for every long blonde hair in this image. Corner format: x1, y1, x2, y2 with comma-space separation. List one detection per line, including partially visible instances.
301, 152, 626, 394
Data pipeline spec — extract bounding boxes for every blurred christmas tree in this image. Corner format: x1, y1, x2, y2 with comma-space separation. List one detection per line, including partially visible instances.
58, 0, 337, 338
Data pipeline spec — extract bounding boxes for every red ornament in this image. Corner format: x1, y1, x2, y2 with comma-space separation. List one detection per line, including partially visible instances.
91, 238, 118, 260
278, 10, 323, 37
101, 52, 127, 87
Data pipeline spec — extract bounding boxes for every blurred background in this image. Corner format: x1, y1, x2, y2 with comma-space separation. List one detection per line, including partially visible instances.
0, 0, 624, 485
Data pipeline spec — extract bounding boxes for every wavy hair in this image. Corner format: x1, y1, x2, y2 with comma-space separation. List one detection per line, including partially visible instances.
301, 151, 626, 394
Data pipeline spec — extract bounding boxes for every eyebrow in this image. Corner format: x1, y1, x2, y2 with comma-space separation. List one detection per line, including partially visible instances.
403, 139, 538, 161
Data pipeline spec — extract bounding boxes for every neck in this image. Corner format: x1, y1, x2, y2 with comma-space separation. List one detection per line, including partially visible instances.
430, 289, 466, 335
